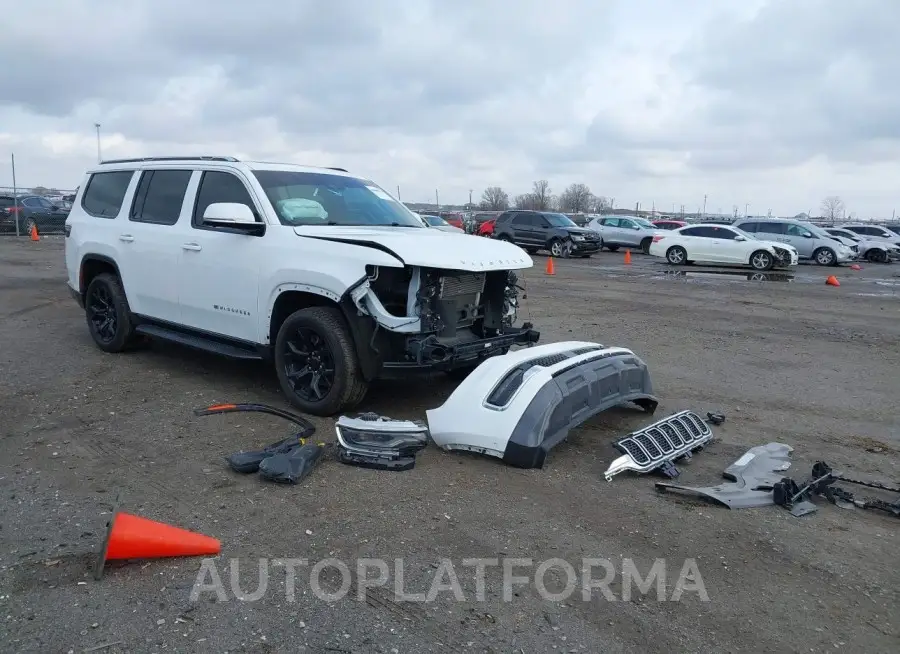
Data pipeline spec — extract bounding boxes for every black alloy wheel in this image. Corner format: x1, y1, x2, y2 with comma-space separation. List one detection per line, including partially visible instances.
282, 327, 336, 403
87, 282, 118, 344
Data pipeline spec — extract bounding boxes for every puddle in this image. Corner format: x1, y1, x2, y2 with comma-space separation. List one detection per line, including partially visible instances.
658, 270, 795, 283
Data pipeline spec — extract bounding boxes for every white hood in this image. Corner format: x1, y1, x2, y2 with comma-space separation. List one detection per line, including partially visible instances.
293, 225, 533, 271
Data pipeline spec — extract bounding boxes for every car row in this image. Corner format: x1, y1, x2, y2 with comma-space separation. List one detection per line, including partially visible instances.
0, 193, 71, 234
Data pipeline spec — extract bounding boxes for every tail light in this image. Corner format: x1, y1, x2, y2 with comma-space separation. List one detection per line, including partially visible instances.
652, 235, 665, 243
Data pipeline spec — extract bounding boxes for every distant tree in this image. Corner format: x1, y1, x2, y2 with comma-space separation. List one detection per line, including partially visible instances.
820, 196, 845, 222
592, 195, 612, 213
558, 183, 594, 213
531, 180, 552, 210
513, 193, 536, 209
480, 187, 510, 211
31, 186, 49, 196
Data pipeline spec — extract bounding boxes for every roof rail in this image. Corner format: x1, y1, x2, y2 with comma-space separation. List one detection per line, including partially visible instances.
325, 167, 348, 172
99, 156, 240, 165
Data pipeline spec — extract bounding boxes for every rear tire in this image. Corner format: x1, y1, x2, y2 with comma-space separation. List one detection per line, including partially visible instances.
865, 249, 888, 263
84, 273, 136, 353
666, 245, 687, 265
640, 238, 653, 255
274, 306, 368, 416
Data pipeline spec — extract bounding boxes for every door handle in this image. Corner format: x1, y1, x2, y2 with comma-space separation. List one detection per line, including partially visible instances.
119, 234, 134, 242
182, 242, 202, 251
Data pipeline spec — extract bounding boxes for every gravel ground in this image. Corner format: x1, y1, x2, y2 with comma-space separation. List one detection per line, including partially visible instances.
1, 238, 898, 653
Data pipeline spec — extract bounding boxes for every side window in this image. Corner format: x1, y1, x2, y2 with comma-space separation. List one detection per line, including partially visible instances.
81, 171, 135, 218
756, 222, 785, 235
601, 218, 619, 227
129, 170, 192, 226
711, 227, 736, 239
786, 224, 812, 237
510, 213, 530, 226
192, 171, 259, 228
619, 219, 635, 229
738, 222, 758, 233
845, 226, 864, 234
496, 212, 510, 224
680, 227, 706, 237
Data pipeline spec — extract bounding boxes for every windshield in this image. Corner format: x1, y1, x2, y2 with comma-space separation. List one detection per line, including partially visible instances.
632, 217, 653, 228
422, 215, 449, 227
544, 213, 578, 227
252, 170, 423, 227
730, 226, 757, 240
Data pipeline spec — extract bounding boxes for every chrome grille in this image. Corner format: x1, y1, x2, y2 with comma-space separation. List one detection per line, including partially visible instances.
439, 273, 486, 298
605, 410, 713, 480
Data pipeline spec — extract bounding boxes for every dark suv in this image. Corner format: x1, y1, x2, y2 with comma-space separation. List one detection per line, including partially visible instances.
493, 210, 601, 257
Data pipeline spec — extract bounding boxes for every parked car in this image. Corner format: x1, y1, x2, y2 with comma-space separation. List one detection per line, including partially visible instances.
732, 218, 854, 266
493, 210, 601, 257
418, 213, 465, 233
652, 219, 687, 230
824, 228, 898, 263
839, 224, 900, 248
648, 224, 798, 270
586, 215, 662, 254
64, 156, 540, 416
0, 193, 70, 234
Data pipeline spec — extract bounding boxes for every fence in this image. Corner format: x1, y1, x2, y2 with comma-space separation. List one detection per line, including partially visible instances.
0, 187, 77, 236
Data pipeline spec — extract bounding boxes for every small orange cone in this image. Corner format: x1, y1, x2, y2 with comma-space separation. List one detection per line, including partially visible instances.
825, 275, 840, 287
849, 264, 861, 271
624, 250, 632, 265
30, 224, 39, 241
545, 257, 555, 275
95, 510, 221, 579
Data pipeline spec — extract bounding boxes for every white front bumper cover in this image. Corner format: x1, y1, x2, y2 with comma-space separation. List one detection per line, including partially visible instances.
426, 341, 658, 468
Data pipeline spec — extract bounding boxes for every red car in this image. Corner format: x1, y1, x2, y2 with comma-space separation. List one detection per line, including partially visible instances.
477, 219, 495, 237
652, 220, 687, 230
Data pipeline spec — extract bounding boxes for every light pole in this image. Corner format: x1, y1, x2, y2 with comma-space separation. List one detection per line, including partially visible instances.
702, 194, 707, 219
469, 189, 473, 207
94, 123, 102, 163
745, 202, 750, 217
435, 189, 439, 209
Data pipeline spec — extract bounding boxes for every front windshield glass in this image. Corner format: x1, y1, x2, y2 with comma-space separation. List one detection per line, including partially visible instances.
252, 170, 423, 227
730, 226, 757, 240
422, 215, 448, 226
544, 213, 577, 227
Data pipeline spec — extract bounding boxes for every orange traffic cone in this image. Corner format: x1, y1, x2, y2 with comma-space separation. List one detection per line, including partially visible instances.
94, 511, 221, 579
545, 257, 555, 275
825, 275, 840, 287
849, 264, 861, 271
624, 249, 632, 265
30, 224, 39, 241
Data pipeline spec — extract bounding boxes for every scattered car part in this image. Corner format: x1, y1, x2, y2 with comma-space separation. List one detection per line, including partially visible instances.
773, 461, 900, 518
705, 412, 726, 426
655, 443, 794, 509
258, 442, 325, 484
194, 402, 317, 473
427, 341, 658, 469
603, 410, 713, 481
334, 413, 429, 471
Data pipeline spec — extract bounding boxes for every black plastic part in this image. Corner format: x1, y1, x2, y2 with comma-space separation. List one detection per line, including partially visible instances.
225, 435, 305, 473
258, 442, 325, 484
657, 460, 681, 479
706, 412, 726, 426
193, 402, 316, 437
338, 447, 417, 471
136, 323, 263, 360
339, 278, 382, 382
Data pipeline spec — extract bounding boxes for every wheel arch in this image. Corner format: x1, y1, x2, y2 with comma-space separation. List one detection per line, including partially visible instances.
79, 254, 122, 301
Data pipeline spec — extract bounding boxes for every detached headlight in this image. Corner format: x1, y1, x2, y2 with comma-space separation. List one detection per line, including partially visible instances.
335, 414, 429, 458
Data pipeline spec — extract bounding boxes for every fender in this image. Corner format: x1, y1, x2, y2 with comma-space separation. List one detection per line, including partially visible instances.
78, 252, 122, 293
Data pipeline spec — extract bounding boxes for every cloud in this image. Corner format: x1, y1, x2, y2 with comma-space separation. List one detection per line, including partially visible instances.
0, 0, 898, 216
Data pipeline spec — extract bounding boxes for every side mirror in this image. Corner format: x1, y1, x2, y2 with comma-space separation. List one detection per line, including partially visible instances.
803, 232, 813, 238
203, 202, 257, 226
734, 235, 747, 241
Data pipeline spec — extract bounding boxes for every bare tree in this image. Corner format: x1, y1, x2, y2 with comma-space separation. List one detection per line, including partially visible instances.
480, 187, 510, 211
558, 183, 594, 213
820, 196, 845, 222
591, 195, 611, 213
531, 180, 552, 210
514, 193, 537, 210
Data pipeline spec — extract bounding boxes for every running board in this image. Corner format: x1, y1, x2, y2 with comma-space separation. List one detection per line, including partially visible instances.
135, 324, 264, 360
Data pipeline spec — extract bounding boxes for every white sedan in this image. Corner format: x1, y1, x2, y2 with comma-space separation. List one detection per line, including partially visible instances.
648, 224, 799, 270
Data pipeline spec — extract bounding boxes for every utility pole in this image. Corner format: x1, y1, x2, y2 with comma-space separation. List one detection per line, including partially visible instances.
468, 189, 473, 207
11, 153, 19, 237
94, 123, 102, 163
702, 194, 707, 219
745, 202, 750, 217
435, 189, 439, 209
396, 185, 400, 200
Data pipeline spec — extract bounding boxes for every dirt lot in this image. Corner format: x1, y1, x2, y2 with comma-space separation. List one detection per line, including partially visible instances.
1, 238, 898, 653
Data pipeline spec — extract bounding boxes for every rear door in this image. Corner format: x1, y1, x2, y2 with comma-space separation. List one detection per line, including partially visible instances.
617, 218, 642, 246
597, 217, 621, 243
510, 213, 535, 245
782, 223, 816, 258
677, 226, 715, 260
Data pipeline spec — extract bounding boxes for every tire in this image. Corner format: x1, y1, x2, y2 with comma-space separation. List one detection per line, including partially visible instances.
666, 245, 687, 265
606, 245, 619, 252
549, 238, 566, 257
813, 247, 837, 266
274, 306, 368, 416
23, 217, 36, 234
640, 237, 653, 255
749, 250, 774, 271
525, 247, 538, 254
496, 233, 513, 242
865, 249, 887, 263
84, 272, 136, 353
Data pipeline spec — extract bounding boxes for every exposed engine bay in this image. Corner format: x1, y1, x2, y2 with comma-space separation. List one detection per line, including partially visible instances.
350, 265, 539, 370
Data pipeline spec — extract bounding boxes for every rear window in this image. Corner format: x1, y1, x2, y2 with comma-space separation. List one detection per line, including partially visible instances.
82, 171, 135, 218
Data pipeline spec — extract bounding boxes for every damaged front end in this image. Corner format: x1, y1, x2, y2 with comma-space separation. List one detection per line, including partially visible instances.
351, 265, 540, 373
426, 341, 658, 468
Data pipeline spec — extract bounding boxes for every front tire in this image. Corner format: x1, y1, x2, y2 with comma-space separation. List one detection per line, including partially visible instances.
274, 306, 368, 416
749, 250, 774, 271
865, 249, 888, 263
84, 273, 136, 353
813, 247, 837, 266
666, 245, 687, 265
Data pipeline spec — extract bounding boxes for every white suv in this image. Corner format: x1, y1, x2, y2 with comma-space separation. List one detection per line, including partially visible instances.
65, 156, 540, 415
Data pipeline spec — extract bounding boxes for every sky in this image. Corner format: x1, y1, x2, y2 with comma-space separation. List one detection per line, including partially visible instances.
1, 0, 898, 217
